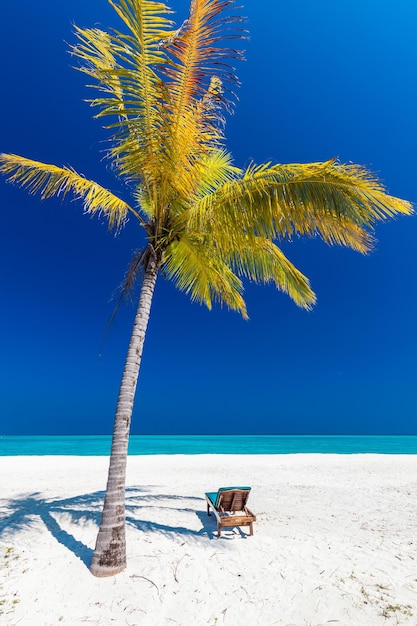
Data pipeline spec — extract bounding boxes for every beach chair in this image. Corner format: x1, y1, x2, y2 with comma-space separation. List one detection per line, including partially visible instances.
205, 486, 256, 537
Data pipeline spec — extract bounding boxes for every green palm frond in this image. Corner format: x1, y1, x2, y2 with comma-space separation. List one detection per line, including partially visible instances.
191, 159, 413, 252
0, 153, 139, 230
163, 234, 248, 317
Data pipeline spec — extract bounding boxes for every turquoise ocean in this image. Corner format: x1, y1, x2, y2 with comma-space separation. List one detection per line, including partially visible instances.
1, 435, 417, 456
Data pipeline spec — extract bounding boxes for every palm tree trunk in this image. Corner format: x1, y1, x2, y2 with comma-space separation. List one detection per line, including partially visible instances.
90, 251, 158, 577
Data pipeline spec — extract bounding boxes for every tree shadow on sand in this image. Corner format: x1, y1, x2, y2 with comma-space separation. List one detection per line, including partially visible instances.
0, 491, 102, 567
0, 486, 220, 569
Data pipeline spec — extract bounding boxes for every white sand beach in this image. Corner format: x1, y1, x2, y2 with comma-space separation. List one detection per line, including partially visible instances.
1, 454, 416, 625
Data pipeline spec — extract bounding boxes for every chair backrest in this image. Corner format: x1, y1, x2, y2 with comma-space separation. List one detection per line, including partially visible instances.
215, 487, 251, 511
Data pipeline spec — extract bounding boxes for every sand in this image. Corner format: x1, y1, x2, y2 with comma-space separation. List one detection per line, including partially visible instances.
0, 454, 416, 625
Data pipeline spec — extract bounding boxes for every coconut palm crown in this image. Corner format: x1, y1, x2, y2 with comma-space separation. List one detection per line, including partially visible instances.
0, 0, 413, 577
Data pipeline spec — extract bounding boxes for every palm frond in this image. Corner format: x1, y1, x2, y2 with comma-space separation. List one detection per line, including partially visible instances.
164, 0, 245, 115
71, 26, 125, 116
166, 146, 240, 212
228, 237, 316, 309
72, 0, 174, 190
153, 1, 245, 201
191, 159, 414, 252
160, 84, 226, 197
163, 234, 248, 318
193, 148, 241, 197
0, 153, 139, 230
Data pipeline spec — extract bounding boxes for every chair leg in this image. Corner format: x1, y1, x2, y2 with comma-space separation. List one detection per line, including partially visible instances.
218, 524, 221, 537
207, 501, 210, 516
249, 522, 253, 536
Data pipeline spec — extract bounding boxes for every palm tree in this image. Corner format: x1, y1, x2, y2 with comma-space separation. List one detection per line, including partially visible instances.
0, 0, 413, 577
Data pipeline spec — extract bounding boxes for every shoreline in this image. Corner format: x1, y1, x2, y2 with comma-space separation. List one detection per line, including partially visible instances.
2, 434, 417, 457
1, 454, 416, 624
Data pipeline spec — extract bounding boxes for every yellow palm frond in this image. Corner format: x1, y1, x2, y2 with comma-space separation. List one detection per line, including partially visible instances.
160, 91, 224, 198
165, 0, 244, 120
305, 212, 375, 253
72, 0, 174, 193
166, 147, 240, 211
0, 153, 139, 230
156, 1, 244, 201
163, 234, 248, 318
191, 159, 413, 252
162, 229, 315, 314
227, 237, 316, 310
71, 27, 125, 116
193, 149, 241, 197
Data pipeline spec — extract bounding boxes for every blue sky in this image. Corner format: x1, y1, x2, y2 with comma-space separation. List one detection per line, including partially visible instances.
0, 0, 416, 435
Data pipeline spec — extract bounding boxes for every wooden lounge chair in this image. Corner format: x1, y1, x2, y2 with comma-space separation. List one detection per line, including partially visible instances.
205, 486, 256, 537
